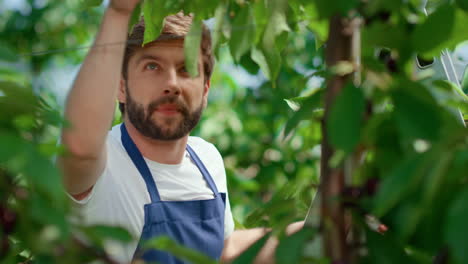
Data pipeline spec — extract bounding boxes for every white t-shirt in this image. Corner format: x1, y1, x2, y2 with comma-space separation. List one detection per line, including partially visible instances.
70, 124, 234, 263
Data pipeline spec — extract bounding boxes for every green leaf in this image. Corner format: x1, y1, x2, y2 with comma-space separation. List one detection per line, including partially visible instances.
444, 189, 468, 264
327, 83, 365, 153
283, 89, 324, 138
0, 82, 40, 121
461, 65, 468, 94
29, 191, 68, 231
144, 236, 217, 264
239, 53, 260, 74
212, 3, 228, 56
88, 225, 133, 242
184, 18, 202, 77
364, 229, 413, 264
260, 0, 290, 81
372, 155, 423, 217
128, 3, 142, 33
456, 0, 468, 11
229, 5, 256, 62
399, 152, 453, 241
24, 147, 64, 201
313, 0, 360, 19
392, 81, 441, 141
142, 0, 165, 45
275, 228, 315, 263
364, 0, 404, 14
0, 43, 17, 62
303, 4, 329, 49
442, 9, 468, 52
253, 0, 269, 44
233, 234, 270, 264
183, 0, 218, 18
411, 4, 455, 56
82, 0, 103, 7
251, 47, 271, 80
0, 132, 25, 162
362, 22, 406, 50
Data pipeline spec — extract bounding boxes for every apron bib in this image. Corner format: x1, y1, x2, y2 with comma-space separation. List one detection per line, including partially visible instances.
120, 124, 225, 264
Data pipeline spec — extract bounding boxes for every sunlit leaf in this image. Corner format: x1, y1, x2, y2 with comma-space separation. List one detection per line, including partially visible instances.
251, 47, 271, 79
230, 5, 256, 62
260, 0, 290, 81
304, 4, 329, 49
212, 3, 227, 56
184, 18, 202, 77
142, 0, 165, 45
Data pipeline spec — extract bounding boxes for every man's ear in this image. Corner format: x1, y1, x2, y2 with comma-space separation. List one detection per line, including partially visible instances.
118, 78, 126, 104
202, 79, 210, 106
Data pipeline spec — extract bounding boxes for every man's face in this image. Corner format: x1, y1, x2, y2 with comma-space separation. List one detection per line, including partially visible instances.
119, 39, 209, 141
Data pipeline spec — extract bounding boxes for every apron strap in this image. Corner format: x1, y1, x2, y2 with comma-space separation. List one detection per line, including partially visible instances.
186, 144, 220, 196
120, 123, 161, 203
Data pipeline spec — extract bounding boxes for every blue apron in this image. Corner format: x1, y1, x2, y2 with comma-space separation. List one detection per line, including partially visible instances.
120, 124, 226, 263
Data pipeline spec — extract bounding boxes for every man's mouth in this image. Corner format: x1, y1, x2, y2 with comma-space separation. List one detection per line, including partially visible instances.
156, 104, 181, 115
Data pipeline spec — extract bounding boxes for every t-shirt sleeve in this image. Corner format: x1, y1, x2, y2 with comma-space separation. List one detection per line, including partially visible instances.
223, 192, 235, 239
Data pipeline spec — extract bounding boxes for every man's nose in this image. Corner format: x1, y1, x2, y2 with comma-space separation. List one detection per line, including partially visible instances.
163, 69, 181, 95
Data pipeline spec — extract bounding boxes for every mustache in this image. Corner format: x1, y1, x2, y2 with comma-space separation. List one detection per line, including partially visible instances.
147, 95, 189, 116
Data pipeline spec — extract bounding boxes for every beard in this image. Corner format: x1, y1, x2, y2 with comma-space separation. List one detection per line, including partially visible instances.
125, 85, 204, 141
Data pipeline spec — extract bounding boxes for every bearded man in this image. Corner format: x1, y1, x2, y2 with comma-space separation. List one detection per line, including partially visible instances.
58, 1, 302, 263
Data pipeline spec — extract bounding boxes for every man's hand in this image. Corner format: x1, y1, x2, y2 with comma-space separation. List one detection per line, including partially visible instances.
109, 0, 140, 16
253, 221, 304, 264
221, 221, 305, 264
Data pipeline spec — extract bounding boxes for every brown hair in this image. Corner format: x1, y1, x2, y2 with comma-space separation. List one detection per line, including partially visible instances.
120, 12, 214, 114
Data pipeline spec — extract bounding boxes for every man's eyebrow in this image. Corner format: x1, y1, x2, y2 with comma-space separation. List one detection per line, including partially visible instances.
134, 54, 163, 65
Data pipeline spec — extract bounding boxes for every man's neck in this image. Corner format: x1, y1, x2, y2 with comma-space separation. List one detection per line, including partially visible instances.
124, 120, 188, 164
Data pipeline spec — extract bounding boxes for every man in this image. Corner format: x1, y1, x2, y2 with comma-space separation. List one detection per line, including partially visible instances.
59, 1, 301, 263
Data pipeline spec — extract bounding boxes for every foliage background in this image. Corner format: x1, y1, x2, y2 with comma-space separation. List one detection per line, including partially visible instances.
1, 0, 468, 263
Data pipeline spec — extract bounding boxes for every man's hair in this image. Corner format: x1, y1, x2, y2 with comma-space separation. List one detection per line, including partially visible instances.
120, 13, 214, 114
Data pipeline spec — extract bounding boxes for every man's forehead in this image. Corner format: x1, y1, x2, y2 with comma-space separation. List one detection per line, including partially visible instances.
131, 39, 186, 62
143, 38, 185, 49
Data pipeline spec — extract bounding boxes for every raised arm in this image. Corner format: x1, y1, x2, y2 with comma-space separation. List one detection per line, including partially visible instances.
59, 1, 139, 196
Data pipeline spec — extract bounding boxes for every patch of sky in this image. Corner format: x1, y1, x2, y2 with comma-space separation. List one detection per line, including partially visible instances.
294, 58, 324, 96
37, 61, 79, 107
3, 0, 31, 15
452, 41, 468, 81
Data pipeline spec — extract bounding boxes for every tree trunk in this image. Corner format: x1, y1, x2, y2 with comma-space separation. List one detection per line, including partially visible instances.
320, 15, 360, 263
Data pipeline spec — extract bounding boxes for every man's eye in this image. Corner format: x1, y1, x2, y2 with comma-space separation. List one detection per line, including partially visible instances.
146, 63, 158, 70
180, 66, 188, 73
